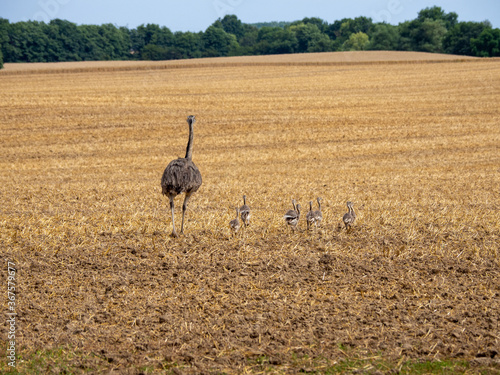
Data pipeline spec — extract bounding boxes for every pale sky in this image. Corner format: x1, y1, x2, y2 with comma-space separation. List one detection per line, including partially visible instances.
1, 0, 499, 31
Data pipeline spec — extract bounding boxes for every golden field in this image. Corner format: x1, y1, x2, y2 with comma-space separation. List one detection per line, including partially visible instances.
0, 51, 478, 74
1, 52, 499, 373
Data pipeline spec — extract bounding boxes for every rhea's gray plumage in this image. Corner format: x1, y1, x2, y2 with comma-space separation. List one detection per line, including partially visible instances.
314, 197, 323, 227
161, 115, 202, 237
240, 195, 251, 227
306, 201, 315, 230
229, 207, 241, 233
284, 199, 300, 231
342, 201, 356, 230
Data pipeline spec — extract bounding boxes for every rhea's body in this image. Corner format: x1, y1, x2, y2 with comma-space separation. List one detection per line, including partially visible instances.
161, 115, 202, 237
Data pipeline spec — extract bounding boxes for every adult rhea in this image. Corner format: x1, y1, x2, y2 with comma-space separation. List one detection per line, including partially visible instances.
161, 115, 202, 237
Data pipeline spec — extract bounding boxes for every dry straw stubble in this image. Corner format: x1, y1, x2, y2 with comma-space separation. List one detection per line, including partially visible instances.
1, 52, 499, 372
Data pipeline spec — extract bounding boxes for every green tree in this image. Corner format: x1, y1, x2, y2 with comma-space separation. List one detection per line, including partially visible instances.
98, 24, 129, 59
297, 17, 329, 33
398, 21, 413, 50
369, 23, 399, 50
327, 17, 373, 50
343, 31, 369, 51
77, 23, 131, 60
0, 48, 3, 69
141, 44, 169, 60
0, 18, 10, 62
471, 28, 500, 57
417, 6, 458, 29
398, 7, 460, 53
399, 18, 447, 52
173, 31, 202, 58
7, 21, 50, 62
0, 8, 497, 63
220, 15, 245, 40
119, 26, 132, 59
443, 21, 488, 56
291, 23, 331, 53
307, 33, 332, 52
254, 26, 298, 55
129, 28, 143, 55
45, 19, 82, 61
237, 24, 258, 55
202, 25, 238, 57
80, 24, 114, 60
414, 18, 447, 52
131, 24, 173, 58
252, 21, 290, 29
136, 24, 159, 45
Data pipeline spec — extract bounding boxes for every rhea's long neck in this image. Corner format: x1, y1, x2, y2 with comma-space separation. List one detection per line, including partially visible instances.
185, 122, 194, 160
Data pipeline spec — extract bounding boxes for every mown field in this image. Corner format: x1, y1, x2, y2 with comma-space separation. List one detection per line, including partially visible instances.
1, 52, 499, 374
0, 51, 478, 74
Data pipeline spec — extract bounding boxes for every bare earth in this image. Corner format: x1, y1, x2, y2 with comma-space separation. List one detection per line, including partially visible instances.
1, 51, 499, 374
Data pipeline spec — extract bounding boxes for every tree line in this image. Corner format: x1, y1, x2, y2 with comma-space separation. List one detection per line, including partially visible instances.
1, 6, 499, 69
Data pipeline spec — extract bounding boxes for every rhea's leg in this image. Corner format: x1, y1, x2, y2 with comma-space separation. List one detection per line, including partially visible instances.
169, 196, 178, 238
180, 192, 193, 234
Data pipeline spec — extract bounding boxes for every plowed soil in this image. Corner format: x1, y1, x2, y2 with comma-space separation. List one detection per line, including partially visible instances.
1, 52, 499, 373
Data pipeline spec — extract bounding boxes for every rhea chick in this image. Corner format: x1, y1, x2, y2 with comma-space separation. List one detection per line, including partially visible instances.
306, 201, 316, 230
229, 207, 241, 234
314, 197, 323, 228
284, 199, 301, 231
239, 195, 251, 227
342, 201, 356, 230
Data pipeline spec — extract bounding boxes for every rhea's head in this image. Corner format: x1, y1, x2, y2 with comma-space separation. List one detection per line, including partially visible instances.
187, 115, 196, 125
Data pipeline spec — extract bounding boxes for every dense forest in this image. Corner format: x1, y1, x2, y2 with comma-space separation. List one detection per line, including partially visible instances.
1, 6, 499, 69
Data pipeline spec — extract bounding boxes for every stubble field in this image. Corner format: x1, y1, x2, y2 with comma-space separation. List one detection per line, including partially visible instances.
1, 52, 499, 374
